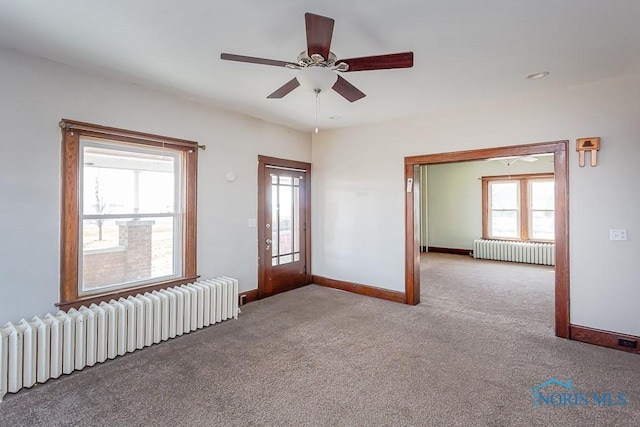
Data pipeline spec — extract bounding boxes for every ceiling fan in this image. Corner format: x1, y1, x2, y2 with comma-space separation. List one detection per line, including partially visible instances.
220, 12, 414, 102
486, 155, 542, 166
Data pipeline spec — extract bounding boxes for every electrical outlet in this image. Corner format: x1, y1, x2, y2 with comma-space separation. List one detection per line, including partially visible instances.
618, 338, 637, 349
609, 229, 628, 241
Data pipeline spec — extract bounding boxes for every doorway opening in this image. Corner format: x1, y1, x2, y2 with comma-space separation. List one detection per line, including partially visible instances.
404, 141, 569, 338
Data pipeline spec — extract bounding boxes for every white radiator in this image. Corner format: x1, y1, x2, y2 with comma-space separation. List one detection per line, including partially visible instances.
473, 239, 555, 266
0, 277, 238, 402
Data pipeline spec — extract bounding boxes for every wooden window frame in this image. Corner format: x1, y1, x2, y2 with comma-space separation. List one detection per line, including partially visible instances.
58, 119, 199, 311
481, 173, 554, 242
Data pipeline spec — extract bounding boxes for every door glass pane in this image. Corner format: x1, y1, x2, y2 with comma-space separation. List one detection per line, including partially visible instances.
531, 180, 554, 210
490, 182, 518, 209
279, 184, 292, 256
531, 211, 555, 240
293, 186, 300, 253
279, 176, 292, 185
491, 211, 518, 238
280, 254, 293, 264
269, 171, 304, 268
271, 184, 279, 256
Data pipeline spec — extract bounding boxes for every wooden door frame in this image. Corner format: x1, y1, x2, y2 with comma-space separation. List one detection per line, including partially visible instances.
404, 141, 570, 338
257, 155, 312, 299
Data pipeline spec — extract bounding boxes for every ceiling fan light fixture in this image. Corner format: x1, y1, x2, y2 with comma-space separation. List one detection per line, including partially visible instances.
297, 66, 338, 92
220, 11, 413, 122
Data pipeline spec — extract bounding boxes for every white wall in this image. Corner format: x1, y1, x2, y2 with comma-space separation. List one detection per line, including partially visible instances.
0, 48, 311, 324
312, 73, 640, 336
426, 159, 554, 250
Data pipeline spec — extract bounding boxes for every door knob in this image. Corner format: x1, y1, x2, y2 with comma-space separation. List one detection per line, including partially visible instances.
266, 239, 272, 245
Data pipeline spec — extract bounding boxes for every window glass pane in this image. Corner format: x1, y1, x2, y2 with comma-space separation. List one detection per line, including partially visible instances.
272, 257, 278, 266
294, 253, 300, 262
490, 182, 518, 209
139, 171, 176, 213
150, 216, 176, 277
279, 184, 292, 255
491, 211, 519, 238
83, 144, 177, 215
531, 211, 555, 240
531, 180, 554, 210
81, 216, 176, 293
82, 218, 119, 253
82, 167, 130, 216
80, 141, 182, 296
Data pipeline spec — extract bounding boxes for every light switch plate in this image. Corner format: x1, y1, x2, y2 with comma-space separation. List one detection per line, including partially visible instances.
609, 229, 628, 241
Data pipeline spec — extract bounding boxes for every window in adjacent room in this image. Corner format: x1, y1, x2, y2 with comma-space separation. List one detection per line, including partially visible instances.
482, 173, 554, 242
59, 120, 199, 308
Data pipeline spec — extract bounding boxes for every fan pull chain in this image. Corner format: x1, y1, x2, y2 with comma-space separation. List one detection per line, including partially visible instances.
314, 88, 320, 134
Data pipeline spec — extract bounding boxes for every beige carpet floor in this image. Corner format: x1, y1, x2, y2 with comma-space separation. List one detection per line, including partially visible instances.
0, 253, 638, 426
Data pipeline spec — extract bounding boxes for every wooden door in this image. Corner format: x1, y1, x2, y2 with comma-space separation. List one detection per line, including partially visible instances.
258, 156, 311, 298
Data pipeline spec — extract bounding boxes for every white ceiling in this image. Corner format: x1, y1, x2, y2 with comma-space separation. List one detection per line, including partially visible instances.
1, 1, 639, 132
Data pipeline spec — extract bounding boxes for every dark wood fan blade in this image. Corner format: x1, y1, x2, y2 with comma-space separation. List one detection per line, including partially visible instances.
267, 78, 301, 99
332, 75, 366, 102
305, 13, 334, 60
338, 52, 414, 72
221, 53, 298, 68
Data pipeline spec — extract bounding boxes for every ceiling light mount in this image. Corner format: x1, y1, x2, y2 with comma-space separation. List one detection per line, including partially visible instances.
284, 51, 349, 72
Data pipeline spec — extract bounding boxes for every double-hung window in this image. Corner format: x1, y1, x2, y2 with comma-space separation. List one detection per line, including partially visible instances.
59, 120, 198, 309
482, 173, 554, 242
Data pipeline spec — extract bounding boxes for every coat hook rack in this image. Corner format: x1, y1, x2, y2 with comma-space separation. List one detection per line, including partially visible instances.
576, 137, 600, 167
